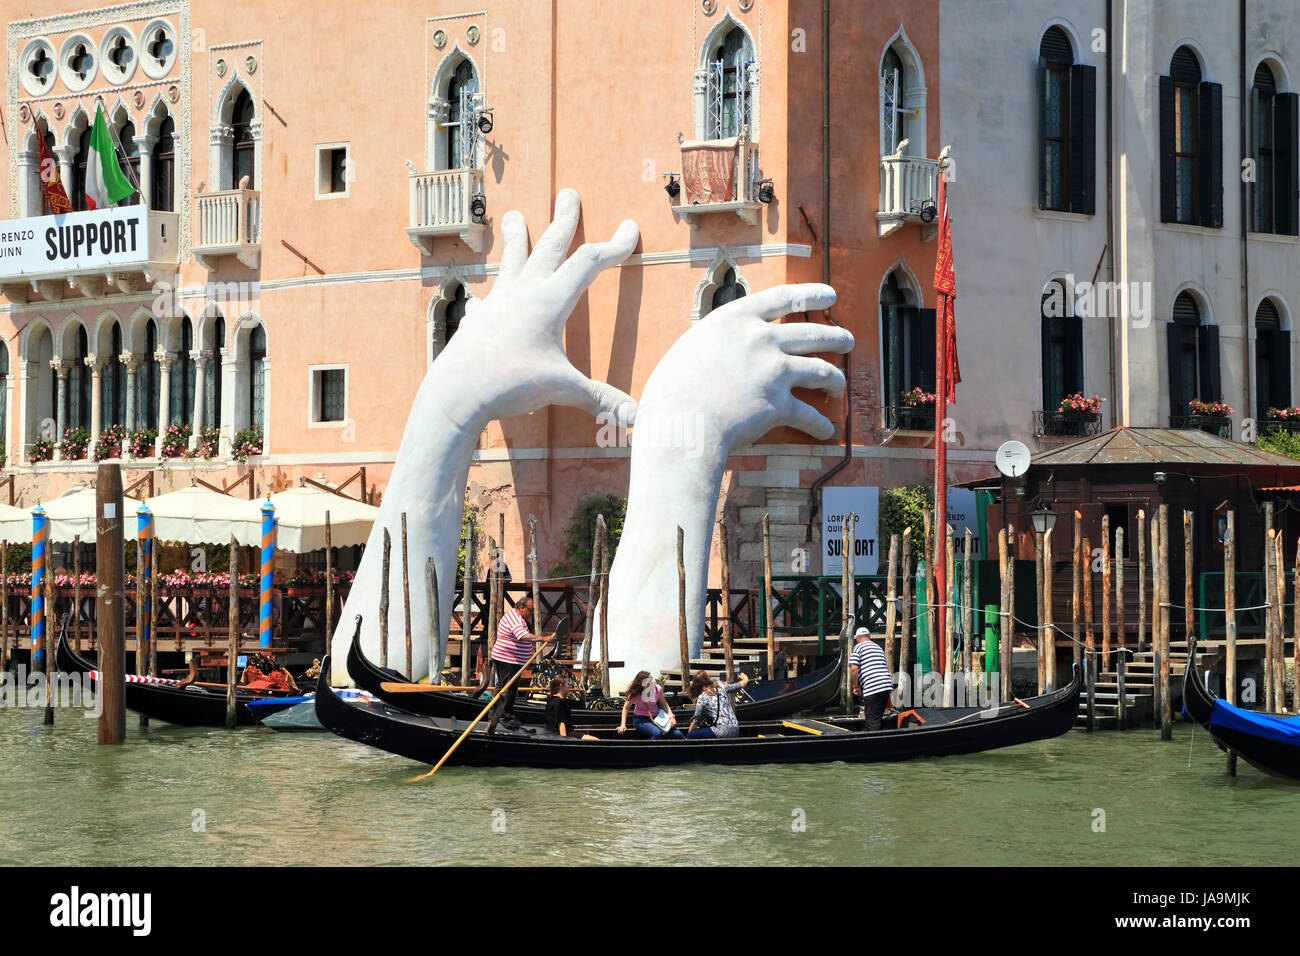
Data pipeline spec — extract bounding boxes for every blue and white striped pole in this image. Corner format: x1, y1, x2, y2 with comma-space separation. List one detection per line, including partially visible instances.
136, 502, 153, 675
259, 499, 275, 648
31, 503, 47, 667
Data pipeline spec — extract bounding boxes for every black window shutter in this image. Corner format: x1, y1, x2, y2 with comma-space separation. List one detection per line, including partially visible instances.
1275, 92, 1298, 235
1065, 314, 1085, 393
1249, 86, 1262, 232
883, 304, 901, 408
1273, 328, 1292, 408
1199, 324, 1222, 402
1159, 76, 1177, 223
1069, 64, 1096, 214
1037, 65, 1049, 209
1166, 322, 1184, 418
917, 307, 937, 393
1041, 316, 1053, 411
1198, 81, 1224, 227
1257, 328, 1273, 418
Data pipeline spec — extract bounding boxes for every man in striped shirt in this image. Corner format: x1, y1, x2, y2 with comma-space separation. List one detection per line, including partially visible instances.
484, 595, 552, 729
849, 626, 895, 731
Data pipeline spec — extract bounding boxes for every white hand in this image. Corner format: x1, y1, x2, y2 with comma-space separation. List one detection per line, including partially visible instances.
604, 284, 852, 683
332, 190, 639, 682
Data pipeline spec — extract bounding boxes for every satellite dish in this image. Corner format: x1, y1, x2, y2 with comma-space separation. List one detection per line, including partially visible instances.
996, 440, 1032, 479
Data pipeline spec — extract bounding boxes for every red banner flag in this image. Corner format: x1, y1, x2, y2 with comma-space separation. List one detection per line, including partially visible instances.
30, 114, 73, 216
933, 168, 960, 403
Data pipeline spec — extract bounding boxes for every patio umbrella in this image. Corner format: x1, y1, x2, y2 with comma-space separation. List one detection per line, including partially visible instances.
142, 484, 262, 546
0, 503, 32, 543
242, 484, 379, 552
37, 485, 139, 541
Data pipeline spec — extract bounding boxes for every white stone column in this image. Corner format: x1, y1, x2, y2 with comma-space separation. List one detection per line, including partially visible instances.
123, 355, 139, 435
157, 352, 173, 455
52, 361, 68, 460
190, 351, 207, 451
220, 346, 236, 457
16, 149, 38, 216
134, 132, 157, 208
54, 145, 76, 208
4, 374, 14, 467
88, 361, 103, 458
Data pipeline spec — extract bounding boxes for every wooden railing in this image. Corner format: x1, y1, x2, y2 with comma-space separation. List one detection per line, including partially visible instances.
409, 168, 483, 230
879, 154, 938, 219
195, 187, 261, 247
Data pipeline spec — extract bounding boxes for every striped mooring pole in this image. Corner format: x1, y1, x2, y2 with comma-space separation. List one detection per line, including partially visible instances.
259, 499, 276, 648
136, 503, 153, 674
31, 503, 47, 666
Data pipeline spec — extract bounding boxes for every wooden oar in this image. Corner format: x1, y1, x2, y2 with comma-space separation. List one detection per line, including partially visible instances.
407, 641, 545, 782
381, 683, 493, 694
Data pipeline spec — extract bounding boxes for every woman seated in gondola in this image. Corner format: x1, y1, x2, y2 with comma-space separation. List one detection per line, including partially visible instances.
617, 671, 684, 739
685, 669, 749, 739
241, 652, 298, 692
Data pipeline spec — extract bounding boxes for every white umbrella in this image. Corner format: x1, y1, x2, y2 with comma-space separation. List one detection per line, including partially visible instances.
36, 485, 139, 541
142, 485, 262, 546
243, 485, 379, 552
0, 503, 32, 543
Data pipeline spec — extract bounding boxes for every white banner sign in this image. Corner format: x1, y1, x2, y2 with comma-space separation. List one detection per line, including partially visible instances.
947, 488, 982, 559
822, 486, 879, 576
0, 206, 150, 279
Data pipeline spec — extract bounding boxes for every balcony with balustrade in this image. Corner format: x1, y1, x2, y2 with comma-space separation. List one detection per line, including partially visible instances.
670, 135, 762, 229
191, 180, 261, 270
877, 152, 940, 238
405, 168, 486, 255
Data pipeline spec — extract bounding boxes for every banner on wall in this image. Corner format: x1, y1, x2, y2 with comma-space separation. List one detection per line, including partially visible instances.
822, 486, 879, 577
0, 205, 150, 279
947, 487, 982, 559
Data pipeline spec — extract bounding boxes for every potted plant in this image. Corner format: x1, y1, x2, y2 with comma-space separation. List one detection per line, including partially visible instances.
1186, 398, 1234, 437
192, 426, 221, 460
28, 437, 54, 464
58, 426, 91, 461
160, 422, 192, 458
898, 386, 937, 430
1052, 392, 1105, 436
231, 426, 263, 463
94, 423, 129, 461
128, 427, 158, 459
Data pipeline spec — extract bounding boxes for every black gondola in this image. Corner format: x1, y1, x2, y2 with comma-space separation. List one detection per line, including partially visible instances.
345, 622, 844, 726
317, 653, 1082, 769
57, 630, 307, 727
1182, 638, 1300, 781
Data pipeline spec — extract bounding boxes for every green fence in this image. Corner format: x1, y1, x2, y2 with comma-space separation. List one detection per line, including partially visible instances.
1197, 571, 1293, 639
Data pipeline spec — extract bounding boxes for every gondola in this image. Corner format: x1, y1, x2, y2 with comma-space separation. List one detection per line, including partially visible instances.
318, 652, 1082, 769
345, 621, 844, 726
1182, 638, 1300, 781
57, 630, 308, 727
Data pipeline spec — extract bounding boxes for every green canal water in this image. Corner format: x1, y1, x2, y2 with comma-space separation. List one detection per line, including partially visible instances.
1, 703, 1295, 866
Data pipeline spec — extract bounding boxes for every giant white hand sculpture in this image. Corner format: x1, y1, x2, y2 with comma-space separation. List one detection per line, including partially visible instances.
603, 285, 852, 684
331, 190, 639, 682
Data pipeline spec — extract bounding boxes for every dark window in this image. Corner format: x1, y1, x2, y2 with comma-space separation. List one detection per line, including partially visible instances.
73, 326, 90, 429
446, 59, 478, 170
1256, 299, 1291, 416
1160, 47, 1222, 227
880, 272, 935, 421
205, 316, 224, 428
118, 121, 140, 206
249, 324, 266, 429
445, 283, 467, 343
315, 369, 346, 423
106, 323, 125, 427
143, 320, 159, 428
171, 318, 194, 424
716, 28, 752, 139
1251, 64, 1298, 236
40, 128, 57, 214
1037, 28, 1095, 214
152, 117, 175, 211
1041, 282, 1084, 411
1166, 291, 1221, 416
231, 90, 255, 190
710, 267, 746, 311
72, 130, 90, 211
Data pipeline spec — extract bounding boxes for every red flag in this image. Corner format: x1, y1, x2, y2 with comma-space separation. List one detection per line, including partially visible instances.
933, 168, 960, 403
30, 115, 73, 216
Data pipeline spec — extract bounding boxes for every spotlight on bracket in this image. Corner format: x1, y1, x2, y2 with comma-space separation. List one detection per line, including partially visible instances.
757, 178, 775, 204
477, 111, 494, 134
663, 173, 681, 199
917, 199, 938, 223
470, 193, 487, 224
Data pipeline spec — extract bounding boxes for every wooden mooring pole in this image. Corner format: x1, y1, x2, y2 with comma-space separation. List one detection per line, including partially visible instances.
1274, 530, 1286, 711
598, 515, 611, 696
962, 527, 973, 696
1293, 539, 1300, 715
225, 535, 239, 729
1183, 510, 1194, 713
1101, 514, 1112, 667
378, 527, 391, 671
401, 512, 413, 680
717, 518, 734, 682
762, 514, 775, 681
1115, 528, 1126, 729
1005, 524, 1016, 698
1035, 527, 1045, 696
1072, 512, 1082, 670
0, 541, 8, 674
97, 465, 126, 744
1159, 504, 1172, 740
1043, 527, 1055, 692
944, 525, 955, 706
677, 525, 689, 693
72, 536, 80, 651
44, 555, 54, 726
845, 512, 857, 709
1136, 509, 1147, 655
324, 511, 333, 661
529, 514, 541, 641
998, 526, 1009, 702
884, 532, 900, 677
425, 557, 440, 680
459, 521, 475, 686
1225, 511, 1237, 776
923, 510, 937, 680
899, 527, 913, 690
1083, 536, 1093, 685
584, 522, 600, 688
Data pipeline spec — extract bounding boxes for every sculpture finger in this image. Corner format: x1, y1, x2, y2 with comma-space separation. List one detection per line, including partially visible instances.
782, 356, 846, 397
551, 367, 638, 424
549, 220, 640, 319
712, 283, 837, 323
494, 209, 530, 290
770, 322, 855, 356
520, 188, 582, 282
779, 395, 838, 440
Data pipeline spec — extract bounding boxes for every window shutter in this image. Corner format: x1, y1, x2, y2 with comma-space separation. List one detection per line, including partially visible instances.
1273, 328, 1292, 409
917, 307, 937, 393
1198, 81, 1224, 228
1037, 65, 1049, 209
1166, 321, 1184, 418
1069, 64, 1096, 214
1249, 86, 1262, 232
1041, 315, 1053, 411
1159, 76, 1176, 223
883, 304, 901, 409
1275, 92, 1298, 236
1199, 324, 1222, 402
1065, 314, 1085, 393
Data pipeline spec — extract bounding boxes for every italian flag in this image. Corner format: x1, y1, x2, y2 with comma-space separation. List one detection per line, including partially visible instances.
84, 105, 137, 210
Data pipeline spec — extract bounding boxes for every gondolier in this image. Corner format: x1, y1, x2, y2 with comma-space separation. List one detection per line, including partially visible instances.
479, 595, 552, 728
849, 627, 894, 731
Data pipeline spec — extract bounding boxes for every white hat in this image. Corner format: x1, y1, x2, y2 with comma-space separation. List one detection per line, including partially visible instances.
854, 626, 871, 637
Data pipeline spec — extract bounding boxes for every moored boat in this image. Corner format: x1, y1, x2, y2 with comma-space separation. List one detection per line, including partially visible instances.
1182, 639, 1300, 781
317, 653, 1082, 769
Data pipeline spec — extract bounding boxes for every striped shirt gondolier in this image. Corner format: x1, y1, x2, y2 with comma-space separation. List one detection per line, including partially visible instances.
850, 639, 894, 697
492, 607, 533, 664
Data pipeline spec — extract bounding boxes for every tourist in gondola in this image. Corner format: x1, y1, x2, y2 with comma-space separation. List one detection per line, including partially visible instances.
685, 669, 749, 738
849, 626, 895, 731
617, 671, 684, 739
545, 675, 574, 736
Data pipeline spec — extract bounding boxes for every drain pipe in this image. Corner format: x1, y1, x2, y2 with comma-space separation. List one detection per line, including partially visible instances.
1105, 0, 1118, 424
1239, 0, 1252, 423
807, 0, 851, 543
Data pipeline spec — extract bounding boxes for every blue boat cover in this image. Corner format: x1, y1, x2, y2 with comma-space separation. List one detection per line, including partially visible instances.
1211, 699, 1300, 745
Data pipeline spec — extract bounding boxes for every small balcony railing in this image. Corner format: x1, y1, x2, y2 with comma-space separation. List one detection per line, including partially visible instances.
672, 138, 761, 228
192, 186, 261, 269
1170, 414, 1233, 439
405, 167, 486, 254
885, 404, 935, 432
1258, 417, 1300, 436
878, 154, 939, 237
1035, 409, 1103, 438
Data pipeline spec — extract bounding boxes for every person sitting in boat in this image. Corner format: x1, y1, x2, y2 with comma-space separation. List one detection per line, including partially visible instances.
545, 675, 574, 736
849, 626, 895, 731
685, 669, 749, 738
241, 652, 298, 692
617, 671, 684, 739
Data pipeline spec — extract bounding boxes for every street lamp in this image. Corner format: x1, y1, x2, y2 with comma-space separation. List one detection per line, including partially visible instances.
1029, 506, 1058, 536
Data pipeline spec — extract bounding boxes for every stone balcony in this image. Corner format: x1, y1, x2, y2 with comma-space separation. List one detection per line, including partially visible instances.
0, 206, 179, 304
192, 184, 262, 270
671, 139, 762, 229
405, 167, 486, 254
877, 153, 940, 238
